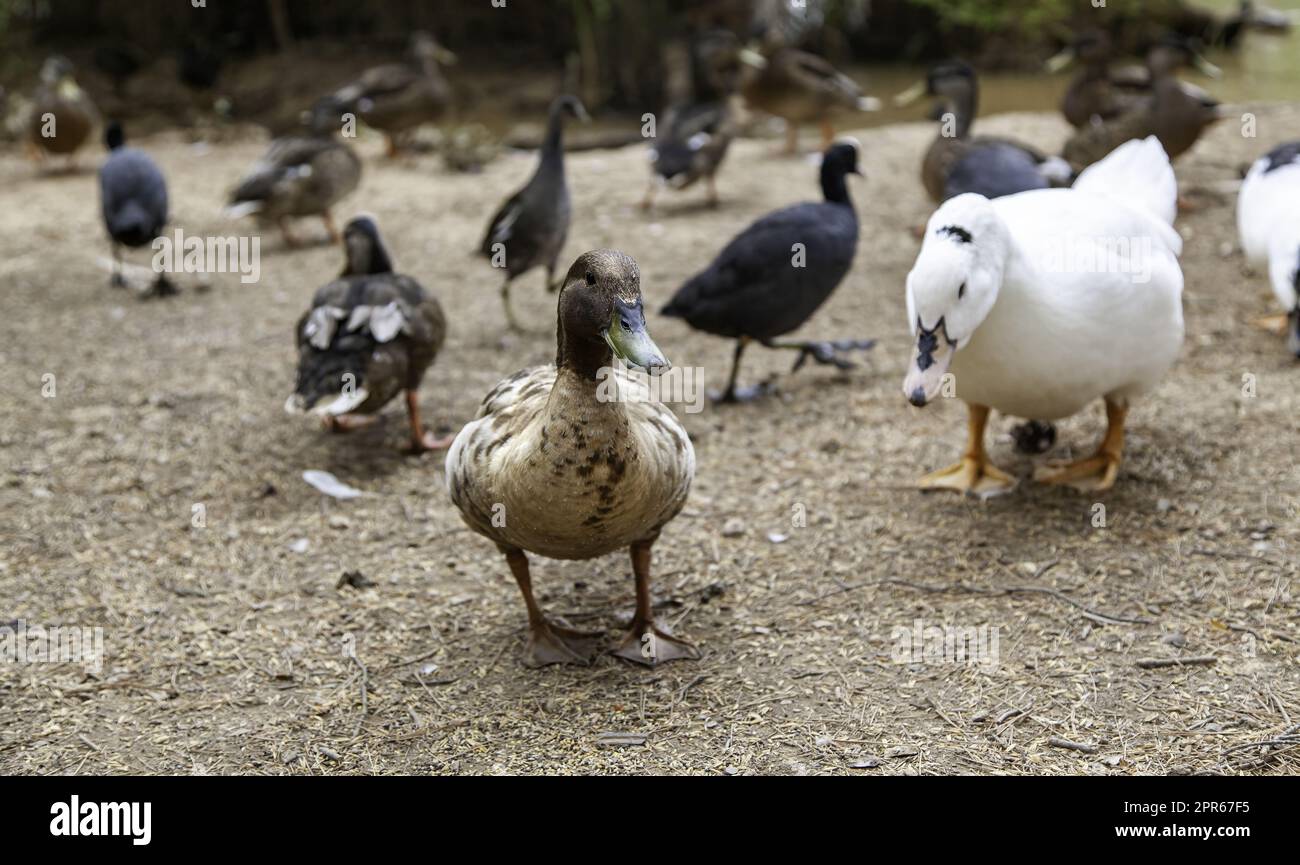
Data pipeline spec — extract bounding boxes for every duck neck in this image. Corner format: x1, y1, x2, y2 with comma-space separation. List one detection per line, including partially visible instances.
944, 81, 976, 139
820, 165, 854, 208
548, 332, 628, 433
539, 105, 568, 176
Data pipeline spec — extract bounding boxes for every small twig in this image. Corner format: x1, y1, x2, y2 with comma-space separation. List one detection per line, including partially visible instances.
1135, 655, 1217, 669
349, 654, 369, 738
1047, 736, 1098, 754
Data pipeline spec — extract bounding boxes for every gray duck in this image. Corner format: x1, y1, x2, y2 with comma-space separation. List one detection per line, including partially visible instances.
896, 61, 1072, 205
98, 121, 174, 298
478, 95, 588, 332
226, 99, 362, 247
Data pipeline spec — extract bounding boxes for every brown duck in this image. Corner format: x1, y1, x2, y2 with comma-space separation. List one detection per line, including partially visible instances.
329, 31, 456, 158
446, 250, 697, 668
1062, 37, 1224, 170
740, 35, 879, 154
25, 56, 98, 168
285, 216, 450, 453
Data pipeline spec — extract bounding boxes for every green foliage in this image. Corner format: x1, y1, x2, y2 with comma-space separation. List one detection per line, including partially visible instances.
909, 0, 1075, 34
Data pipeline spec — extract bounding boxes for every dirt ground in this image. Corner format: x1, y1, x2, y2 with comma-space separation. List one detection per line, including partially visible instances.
1, 103, 1297, 776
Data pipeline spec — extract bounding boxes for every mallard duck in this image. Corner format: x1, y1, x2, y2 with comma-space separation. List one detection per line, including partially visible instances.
285, 216, 451, 452
642, 101, 736, 211
447, 250, 696, 668
896, 61, 1072, 205
225, 99, 362, 248
25, 56, 99, 168
642, 30, 742, 210
329, 31, 456, 158
478, 95, 588, 332
901, 137, 1184, 495
1062, 37, 1223, 171
739, 37, 880, 154
1237, 140, 1300, 357
98, 121, 173, 298
1046, 30, 1149, 128
662, 142, 873, 402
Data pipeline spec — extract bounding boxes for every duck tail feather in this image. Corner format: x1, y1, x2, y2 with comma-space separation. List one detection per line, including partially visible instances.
1072, 136, 1178, 228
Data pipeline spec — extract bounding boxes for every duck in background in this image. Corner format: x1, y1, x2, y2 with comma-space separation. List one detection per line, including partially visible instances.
25, 56, 99, 170
1046, 30, 1149, 128
98, 121, 174, 298
285, 216, 452, 452
478, 95, 588, 332
329, 31, 456, 158
642, 30, 744, 211
1062, 36, 1223, 171
901, 137, 1184, 496
1237, 141, 1300, 357
225, 98, 362, 248
896, 61, 1072, 205
739, 26, 880, 154
446, 250, 697, 668
662, 141, 874, 403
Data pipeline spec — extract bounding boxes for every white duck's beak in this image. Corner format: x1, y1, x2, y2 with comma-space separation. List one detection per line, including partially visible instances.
902, 319, 956, 407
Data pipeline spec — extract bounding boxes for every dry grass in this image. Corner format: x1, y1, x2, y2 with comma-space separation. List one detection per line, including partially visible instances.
0, 103, 1297, 775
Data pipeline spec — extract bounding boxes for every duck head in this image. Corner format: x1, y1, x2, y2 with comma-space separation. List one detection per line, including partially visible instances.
902, 194, 1009, 407
40, 55, 76, 86
411, 31, 457, 67
1147, 35, 1221, 78
551, 94, 590, 124
341, 215, 394, 276
895, 60, 976, 109
556, 250, 668, 378
104, 120, 126, 151
819, 140, 862, 204
1044, 30, 1113, 73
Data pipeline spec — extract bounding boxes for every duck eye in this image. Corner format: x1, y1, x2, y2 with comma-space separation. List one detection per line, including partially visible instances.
620, 315, 633, 331
585, 271, 596, 286
958, 281, 966, 300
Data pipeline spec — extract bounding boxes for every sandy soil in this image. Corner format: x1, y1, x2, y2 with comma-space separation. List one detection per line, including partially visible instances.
1, 105, 1297, 776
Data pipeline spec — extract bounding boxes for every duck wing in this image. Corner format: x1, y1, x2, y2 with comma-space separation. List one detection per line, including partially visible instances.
230, 135, 336, 205
663, 201, 857, 339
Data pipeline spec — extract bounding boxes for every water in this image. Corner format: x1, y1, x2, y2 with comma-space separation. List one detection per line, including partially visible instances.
851, 0, 1300, 129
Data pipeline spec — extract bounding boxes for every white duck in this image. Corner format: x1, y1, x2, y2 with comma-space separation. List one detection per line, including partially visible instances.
1237, 140, 1300, 357
902, 136, 1185, 495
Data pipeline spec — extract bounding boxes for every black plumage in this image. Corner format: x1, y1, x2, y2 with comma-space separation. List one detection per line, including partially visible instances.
1263, 140, 1300, 174
662, 141, 874, 402
98, 121, 173, 296
479, 95, 587, 331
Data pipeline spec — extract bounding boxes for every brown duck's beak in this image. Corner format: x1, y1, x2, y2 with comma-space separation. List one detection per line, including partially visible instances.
894, 80, 928, 108
604, 299, 669, 375
1191, 51, 1222, 79
901, 319, 955, 408
1044, 47, 1076, 74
